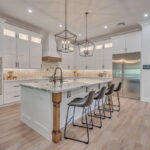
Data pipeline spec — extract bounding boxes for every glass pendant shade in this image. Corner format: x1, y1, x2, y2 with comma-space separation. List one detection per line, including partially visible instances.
79, 12, 95, 57
55, 0, 77, 53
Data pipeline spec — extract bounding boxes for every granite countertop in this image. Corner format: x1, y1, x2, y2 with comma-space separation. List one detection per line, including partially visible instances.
20, 78, 112, 93
4, 78, 49, 82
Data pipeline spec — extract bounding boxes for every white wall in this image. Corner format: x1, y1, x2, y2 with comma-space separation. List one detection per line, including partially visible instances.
141, 22, 150, 102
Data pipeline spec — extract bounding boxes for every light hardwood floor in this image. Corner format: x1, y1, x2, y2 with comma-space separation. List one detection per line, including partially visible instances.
0, 98, 150, 150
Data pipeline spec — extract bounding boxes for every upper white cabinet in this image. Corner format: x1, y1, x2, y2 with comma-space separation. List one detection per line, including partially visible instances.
17, 31, 30, 68
61, 51, 75, 70
112, 32, 141, 54
125, 32, 141, 52
3, 27, 17, 68
2, 24, 42, 69
30, 34, 42, 69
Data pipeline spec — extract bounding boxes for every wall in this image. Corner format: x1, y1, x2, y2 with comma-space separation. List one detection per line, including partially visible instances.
141, 22, 150, 102
3, 62, 60, 80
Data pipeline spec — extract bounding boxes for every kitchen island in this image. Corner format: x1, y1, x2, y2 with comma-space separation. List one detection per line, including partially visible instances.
20, 78, 112, 143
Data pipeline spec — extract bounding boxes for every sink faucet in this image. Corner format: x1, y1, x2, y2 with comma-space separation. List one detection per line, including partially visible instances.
53, 67, 63, 84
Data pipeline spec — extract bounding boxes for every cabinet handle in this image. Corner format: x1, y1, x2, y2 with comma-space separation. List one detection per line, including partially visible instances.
18, 62, 19, 68
14, 95, 20, 97
16, 62, 17, 67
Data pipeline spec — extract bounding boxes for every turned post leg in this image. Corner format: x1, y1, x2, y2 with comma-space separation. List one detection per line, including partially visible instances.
52, 92, 62, 143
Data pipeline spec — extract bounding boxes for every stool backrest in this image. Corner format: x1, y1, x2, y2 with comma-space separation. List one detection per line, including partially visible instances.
115, 82, 122, 92
106, 84, 115, 95
83, 91, 95, 107
96, 87, 106, 99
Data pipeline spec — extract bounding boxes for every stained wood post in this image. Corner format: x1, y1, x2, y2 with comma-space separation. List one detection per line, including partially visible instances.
52, 92, 62, 143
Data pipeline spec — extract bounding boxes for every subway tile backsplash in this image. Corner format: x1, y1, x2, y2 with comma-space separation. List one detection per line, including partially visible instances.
3, 62, 112, 80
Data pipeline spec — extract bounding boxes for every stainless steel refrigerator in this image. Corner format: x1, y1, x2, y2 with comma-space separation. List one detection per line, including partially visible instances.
112, 52, 141, 100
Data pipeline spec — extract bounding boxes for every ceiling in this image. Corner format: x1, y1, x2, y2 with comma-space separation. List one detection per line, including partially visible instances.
0, 0, 150, 40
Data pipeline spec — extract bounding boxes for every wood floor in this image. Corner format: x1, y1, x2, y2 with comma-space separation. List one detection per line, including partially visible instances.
0, 98, 150, 150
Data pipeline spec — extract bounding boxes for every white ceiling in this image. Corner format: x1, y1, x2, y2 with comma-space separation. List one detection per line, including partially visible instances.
0, 0, 150, 40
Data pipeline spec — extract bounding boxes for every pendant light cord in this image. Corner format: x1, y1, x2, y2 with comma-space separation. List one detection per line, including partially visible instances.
65, 0, 67, 31
85, 12, 88, 42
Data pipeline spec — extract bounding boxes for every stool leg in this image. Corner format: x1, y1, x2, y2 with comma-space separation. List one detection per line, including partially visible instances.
98, 100, 102, 128
104, 96, 112, 119
101, 97, 105, 119
64, 106, 90, 144
89, 106, 93, 129
117, 92, 120, 111
64, 105, 70, 138
72, 106, 75, 125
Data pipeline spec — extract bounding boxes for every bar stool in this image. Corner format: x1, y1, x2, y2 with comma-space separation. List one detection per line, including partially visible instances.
113, 82, 122, 112
64, 91, 95, 144
104, 84, 115, 119
92, 87, 106, 128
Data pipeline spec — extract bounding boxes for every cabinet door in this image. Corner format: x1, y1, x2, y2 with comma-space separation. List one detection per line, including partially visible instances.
61, 53, 69, 69
30, 42, 42, 69
126, 32, 141, 53
3, 35, 17, 68
103, 48, 112, 70
17, 38, 30, 68
112, 36, 126, 54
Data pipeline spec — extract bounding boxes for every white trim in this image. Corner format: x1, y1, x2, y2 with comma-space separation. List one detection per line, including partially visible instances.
141, 97, 150, 103
21, 113, 52, 142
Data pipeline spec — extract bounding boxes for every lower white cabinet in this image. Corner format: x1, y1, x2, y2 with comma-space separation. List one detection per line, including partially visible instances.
4, 81, 21, 104
3, 79, 48, 105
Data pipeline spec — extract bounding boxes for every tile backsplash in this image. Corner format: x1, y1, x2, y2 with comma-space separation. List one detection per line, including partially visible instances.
3, 62, 112, 80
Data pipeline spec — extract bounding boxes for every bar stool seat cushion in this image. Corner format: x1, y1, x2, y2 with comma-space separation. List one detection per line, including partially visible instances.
68, 97, 87, 107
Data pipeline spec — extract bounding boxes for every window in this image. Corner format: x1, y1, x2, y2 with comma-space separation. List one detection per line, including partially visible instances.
19, 33, 28, 41
104, 43, 112, 48
3, 29, 15, 38
96, 44, 103, 50
31, 37, 41, 44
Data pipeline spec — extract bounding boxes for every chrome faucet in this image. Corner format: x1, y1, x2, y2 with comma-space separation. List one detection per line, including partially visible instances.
53, 67, 63, 84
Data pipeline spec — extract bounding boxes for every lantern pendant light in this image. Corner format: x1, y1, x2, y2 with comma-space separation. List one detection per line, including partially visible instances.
78, 12, 95, 57
55, 0, 77, 53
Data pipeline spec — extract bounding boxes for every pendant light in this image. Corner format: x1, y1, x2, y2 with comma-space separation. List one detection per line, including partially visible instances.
78, 12, 95, 57
55, 0, 77, 53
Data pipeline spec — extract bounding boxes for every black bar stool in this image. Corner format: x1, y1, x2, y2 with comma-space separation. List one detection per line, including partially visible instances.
104, 84, 115, 119
64, 91, 95, 144
92, 86, 106, 128
113, 82, 122, 111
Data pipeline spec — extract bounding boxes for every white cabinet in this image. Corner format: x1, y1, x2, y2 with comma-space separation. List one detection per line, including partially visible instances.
112, 32, 141, 54
126, 32, 141, 52
3, 79, 48, 105
61, 52, 75, 70
2, 24, 42, 69
17, 35, 30, 68
102, 47, 112, 70
3, 33, 17, 68
30, 35, 42, 69
112, 36, 126, 54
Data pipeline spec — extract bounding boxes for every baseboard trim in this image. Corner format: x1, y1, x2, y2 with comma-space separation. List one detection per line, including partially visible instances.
141, 97, 150, 102
21, 113, 52, 142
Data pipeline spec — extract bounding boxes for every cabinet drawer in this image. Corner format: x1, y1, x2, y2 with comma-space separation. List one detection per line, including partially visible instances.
4, 91, 21, 104
4, 82, 21, 92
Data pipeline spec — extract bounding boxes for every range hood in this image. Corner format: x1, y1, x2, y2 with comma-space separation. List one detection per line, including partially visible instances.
42, 33, 62, 62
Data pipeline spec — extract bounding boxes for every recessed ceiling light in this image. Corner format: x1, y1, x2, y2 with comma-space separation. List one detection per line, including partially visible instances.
78, 33, 82, 37
104, 25, 108, 29
59, 24, 63, 28
144, 13, 149, 18
28, 9, 32, 13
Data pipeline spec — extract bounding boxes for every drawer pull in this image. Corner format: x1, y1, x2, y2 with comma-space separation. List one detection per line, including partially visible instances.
14, 95, 20, 97
13, 85, 20, 87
